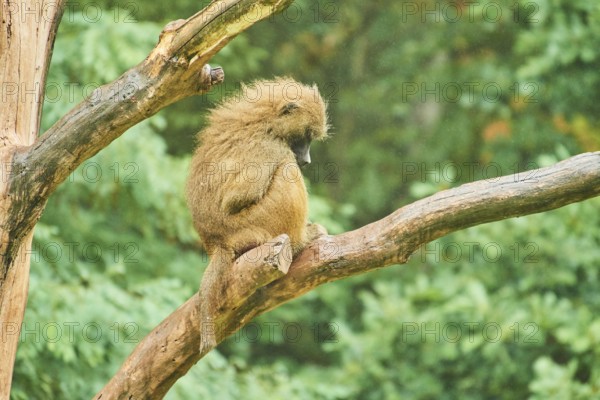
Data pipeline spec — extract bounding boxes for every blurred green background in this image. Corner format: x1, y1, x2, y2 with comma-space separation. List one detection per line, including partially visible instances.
13, 0, 600, 398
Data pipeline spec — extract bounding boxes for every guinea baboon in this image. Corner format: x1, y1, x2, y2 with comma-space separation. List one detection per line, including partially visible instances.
186, 77, 329, 351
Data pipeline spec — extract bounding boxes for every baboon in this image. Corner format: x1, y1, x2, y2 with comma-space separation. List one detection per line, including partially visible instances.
186, 78, 329, 351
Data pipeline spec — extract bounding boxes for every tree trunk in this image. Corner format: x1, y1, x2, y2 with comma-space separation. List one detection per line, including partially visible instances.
0, 1, 65, 396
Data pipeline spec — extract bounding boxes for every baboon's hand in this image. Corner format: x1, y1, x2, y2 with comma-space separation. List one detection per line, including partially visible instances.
306, 223, 328, 242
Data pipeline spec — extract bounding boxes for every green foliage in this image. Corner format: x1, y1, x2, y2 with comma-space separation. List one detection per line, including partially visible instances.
41, 10, 162, 133
12, 0, 600, 399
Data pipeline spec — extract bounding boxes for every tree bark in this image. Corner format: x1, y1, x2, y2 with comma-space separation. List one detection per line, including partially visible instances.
96, 236, 293, 399
0, 1, 65, 395
96, 151, 600, 399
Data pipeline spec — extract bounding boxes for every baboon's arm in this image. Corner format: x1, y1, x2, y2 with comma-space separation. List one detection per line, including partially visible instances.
219, 148, 280, 215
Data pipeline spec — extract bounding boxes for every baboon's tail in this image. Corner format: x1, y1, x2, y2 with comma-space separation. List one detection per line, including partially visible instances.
198, 251, 233, 354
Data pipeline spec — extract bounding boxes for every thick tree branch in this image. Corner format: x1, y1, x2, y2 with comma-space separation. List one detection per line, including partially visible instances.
4, 0, 293, 266
96, 152, 600, 398
96, 235, 292, 399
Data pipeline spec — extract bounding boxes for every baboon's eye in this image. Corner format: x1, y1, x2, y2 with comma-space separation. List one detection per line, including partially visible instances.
281, 102, 299, 115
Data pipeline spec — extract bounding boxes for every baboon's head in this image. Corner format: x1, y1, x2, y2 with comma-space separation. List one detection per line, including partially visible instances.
209, 77, 329, 167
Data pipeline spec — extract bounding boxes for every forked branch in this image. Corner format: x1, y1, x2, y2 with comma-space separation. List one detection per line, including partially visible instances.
5, 0, 294, 265
96, 151, 600, 399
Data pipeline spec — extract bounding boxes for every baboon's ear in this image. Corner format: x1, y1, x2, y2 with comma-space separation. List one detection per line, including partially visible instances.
281, 102, 299, 115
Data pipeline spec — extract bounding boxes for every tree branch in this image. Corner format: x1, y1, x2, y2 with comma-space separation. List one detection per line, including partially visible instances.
4, 0, 293, 265
96, 235, 293, 399
96, 151, 600, 398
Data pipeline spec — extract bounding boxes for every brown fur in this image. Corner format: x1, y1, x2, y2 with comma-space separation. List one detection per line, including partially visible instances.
186, 78, 328, 351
